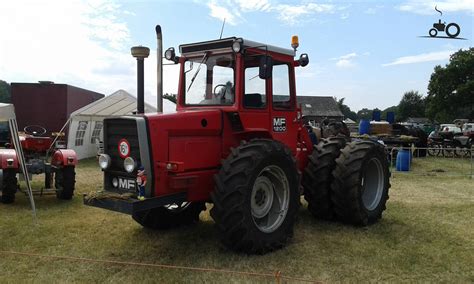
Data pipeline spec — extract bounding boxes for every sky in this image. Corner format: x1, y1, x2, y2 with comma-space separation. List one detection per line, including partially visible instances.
0, 0, 472, 111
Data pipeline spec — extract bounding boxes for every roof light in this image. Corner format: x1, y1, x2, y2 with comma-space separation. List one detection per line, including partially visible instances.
232, 38, 243, 53
291, 35, 299, 51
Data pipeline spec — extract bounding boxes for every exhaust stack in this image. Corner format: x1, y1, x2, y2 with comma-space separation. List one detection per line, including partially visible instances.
156, 25, 163, 112
131, 46, 150, 114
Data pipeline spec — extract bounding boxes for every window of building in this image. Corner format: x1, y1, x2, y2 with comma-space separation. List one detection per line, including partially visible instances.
90, 121, 103, 144
75, 121, 88, 146
243, 66, 266, 108
272, 64, 292, 109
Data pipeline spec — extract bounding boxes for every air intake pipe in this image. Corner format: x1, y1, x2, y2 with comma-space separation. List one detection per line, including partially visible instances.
131, 46, 150, 114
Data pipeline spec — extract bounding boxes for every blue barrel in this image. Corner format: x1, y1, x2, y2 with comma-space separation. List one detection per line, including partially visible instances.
372, 110, 381, 122
396, 149, 411, 171
359, 119, 370, 135
386, 112, 395, 124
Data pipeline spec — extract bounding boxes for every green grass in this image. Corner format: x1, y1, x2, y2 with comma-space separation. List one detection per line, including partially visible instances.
0, 157, 473, 282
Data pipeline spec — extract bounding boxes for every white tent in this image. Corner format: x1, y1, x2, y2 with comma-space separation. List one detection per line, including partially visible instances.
0, 103, 36, 216
67, 89, 176, 159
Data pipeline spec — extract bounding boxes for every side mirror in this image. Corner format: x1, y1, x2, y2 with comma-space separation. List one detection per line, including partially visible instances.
299, 53, 309, 67
259, 56, 273, 80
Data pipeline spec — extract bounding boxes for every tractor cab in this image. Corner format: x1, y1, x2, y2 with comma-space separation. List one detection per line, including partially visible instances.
169, 37, 310, 152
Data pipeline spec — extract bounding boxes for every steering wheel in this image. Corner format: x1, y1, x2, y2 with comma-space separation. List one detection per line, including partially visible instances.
24, 125, 47, 137
213, 84, 228, 98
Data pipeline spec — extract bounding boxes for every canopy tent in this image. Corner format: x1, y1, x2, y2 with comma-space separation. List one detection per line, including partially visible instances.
0, 103, 36, 216
67, 89, 176, 159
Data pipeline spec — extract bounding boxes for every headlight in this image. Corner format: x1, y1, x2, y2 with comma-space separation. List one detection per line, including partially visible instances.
232, 39, 242, 53
98, 154, 111, 170
124, 157, 136, 173
165, 47, 175, 61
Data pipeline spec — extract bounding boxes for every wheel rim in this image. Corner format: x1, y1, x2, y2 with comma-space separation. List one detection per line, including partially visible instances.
361, 157, 384, 211
251, 165, 290, 233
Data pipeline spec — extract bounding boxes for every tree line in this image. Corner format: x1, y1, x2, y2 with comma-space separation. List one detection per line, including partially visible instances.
1, 48, 471, 123
338, 48, 473, 123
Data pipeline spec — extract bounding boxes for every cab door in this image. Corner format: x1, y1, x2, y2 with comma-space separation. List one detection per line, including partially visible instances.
270, 62, 298, 152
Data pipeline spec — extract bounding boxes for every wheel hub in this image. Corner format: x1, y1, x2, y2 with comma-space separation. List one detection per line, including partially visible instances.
250, 165, 290, 233
251, 176, 274, 218
361, 157, 384, 211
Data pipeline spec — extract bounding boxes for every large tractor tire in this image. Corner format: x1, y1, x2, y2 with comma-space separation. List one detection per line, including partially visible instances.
331, 141, 391, 225
211, 139, 300, 254
302, 136, 346, 220
132, 202, 205, 230
55, 166, 76, 200
1, 169, 18, 204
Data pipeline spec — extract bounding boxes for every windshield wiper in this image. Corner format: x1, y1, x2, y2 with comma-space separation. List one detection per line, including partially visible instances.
187, 51, 210, 92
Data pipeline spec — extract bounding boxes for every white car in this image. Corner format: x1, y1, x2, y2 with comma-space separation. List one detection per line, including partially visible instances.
440, 124, 462, 133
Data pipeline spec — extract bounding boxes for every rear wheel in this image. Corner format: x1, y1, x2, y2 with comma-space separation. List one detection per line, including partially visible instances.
211, 139, 300, 254
1, 169, 18, 204
331, 141, 391, 225
302, 137, 346, 220
132, 202, 205, 230
55, 166, 75, 200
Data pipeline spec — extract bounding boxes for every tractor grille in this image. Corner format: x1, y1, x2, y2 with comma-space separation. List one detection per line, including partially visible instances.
104, 118, 141, 174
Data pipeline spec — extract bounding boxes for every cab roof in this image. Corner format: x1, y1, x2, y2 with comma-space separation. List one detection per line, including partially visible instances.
179, 37, 295, 57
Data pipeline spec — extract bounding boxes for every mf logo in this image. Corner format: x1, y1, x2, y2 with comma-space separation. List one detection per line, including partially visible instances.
119, 178, 135, 190
273, 117, 287, 132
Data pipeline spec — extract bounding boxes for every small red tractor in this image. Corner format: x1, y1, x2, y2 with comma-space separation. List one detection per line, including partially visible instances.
86, 27, 391, 254
0, 124, 77, 204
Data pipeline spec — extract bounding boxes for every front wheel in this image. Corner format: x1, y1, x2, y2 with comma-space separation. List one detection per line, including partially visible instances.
331, 141, 391, 225
429, 28, 438, 37
1, 169, 18, 204
211, 139, 300, 254
55, 166, 75, 200
132, 202, 205, 230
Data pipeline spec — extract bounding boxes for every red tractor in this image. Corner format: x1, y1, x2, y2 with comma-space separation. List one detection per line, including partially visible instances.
0, 124, 77, 204
86, 28, 391, 254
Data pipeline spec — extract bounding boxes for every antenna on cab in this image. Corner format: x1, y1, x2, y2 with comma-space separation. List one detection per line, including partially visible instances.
219, 18, 226, 39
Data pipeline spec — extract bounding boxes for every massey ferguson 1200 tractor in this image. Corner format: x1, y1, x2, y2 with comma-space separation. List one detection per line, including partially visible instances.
85, 26, 391, 254
0, 124, 77, 204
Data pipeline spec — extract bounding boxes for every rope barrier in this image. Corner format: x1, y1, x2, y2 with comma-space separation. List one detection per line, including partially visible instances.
0, 250, 321, 283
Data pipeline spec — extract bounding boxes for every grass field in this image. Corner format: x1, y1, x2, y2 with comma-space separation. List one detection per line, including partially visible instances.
0, 157, 473, 283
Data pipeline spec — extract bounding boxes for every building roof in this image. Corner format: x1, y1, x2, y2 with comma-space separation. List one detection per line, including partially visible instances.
70, 90, 175, 117
297, 96, 344, 118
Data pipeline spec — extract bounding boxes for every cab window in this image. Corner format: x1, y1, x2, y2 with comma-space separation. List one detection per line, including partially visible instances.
272, 63, 292, 110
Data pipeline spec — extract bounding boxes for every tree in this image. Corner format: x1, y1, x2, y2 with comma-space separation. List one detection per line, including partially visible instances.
0, 80, 11, 103
426, 48, 474, 122
163, 93, 177, 104
336, 97, 358, 121
397, 90, 425, 121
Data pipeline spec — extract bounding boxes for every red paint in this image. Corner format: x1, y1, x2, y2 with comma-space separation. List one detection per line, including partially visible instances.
0, 149, 19, 169
142, 47, 313, 202
52, 149, 78, 166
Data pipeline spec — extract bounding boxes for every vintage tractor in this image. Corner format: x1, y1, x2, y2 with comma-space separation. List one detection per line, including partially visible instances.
85, 27, 391, 254
0, 124, 77, 204
429, 19, 461, 38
